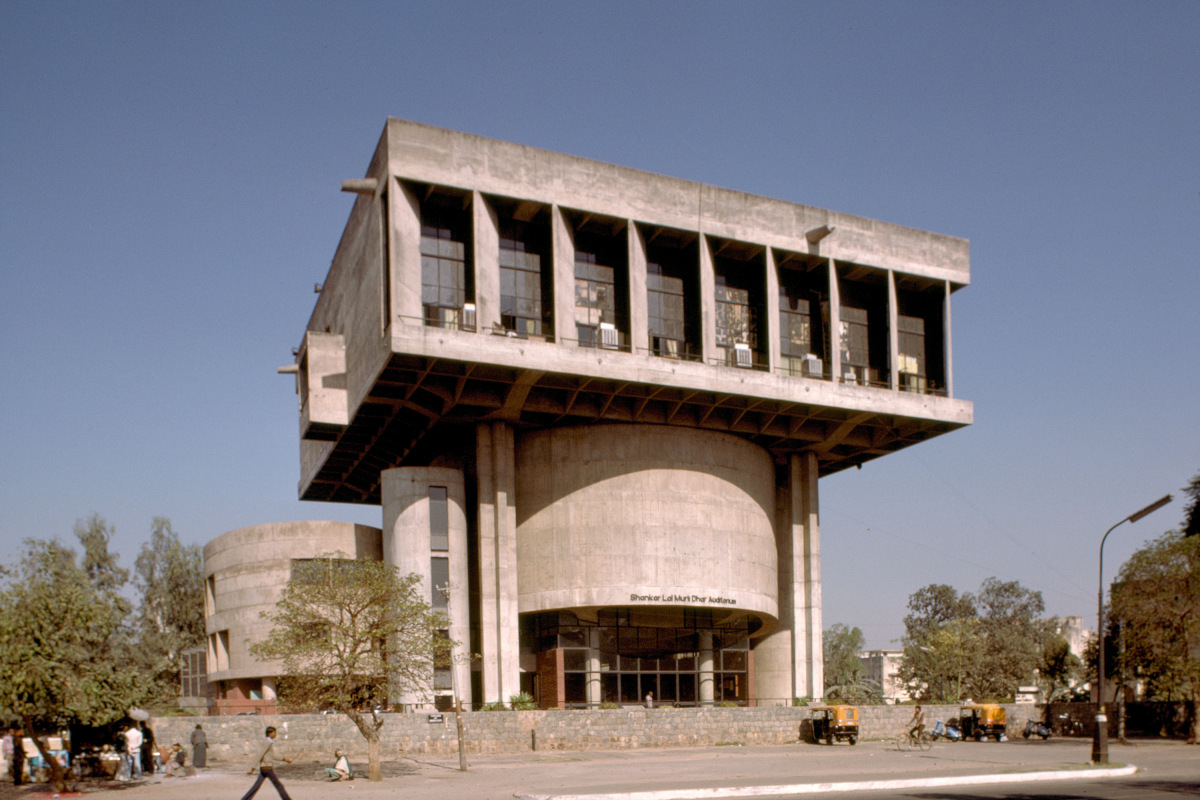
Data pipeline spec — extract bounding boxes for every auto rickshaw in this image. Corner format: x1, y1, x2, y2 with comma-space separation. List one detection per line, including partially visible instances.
959, 704, 1007, 741
809, 705, 859, 745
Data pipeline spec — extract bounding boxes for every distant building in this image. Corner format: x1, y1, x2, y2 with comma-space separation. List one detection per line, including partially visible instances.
1055, 615, 1091, 661
206, 120, 972, 711
860, 649, 910, 704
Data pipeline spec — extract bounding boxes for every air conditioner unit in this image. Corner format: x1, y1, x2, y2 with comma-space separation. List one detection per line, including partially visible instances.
733, 343, 753, 368
801, 354, 823, 378
462, 303, 477, 331
599, 323, 618, 350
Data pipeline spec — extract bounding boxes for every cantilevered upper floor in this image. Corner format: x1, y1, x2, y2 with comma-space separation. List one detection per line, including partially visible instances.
290, 119, 972, 503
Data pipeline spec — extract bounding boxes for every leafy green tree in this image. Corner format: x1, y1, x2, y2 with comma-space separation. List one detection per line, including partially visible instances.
250, 556, 453, 782
133, 517, 205, 704
1039, 631, 1082, 702
899, 579, 1049, 702
822, 624, 880, 703
0, 528, 151, 791
898, 584, 978, 702
972, 578, 1049, 700
1110, 530, 1200, 741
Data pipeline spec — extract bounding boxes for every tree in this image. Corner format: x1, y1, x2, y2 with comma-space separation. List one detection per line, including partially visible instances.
898, 584, 978, 702
133, 517, 205, 703
1039, 632, 1082, 702
1182, 470, 1200, 538
822, 624, 880, 703
0, 527, 151, 791
972, 578, 1049, 700
1110, 530, 1200, 741
250, 555, 453, 781
898, 579, 1049, 702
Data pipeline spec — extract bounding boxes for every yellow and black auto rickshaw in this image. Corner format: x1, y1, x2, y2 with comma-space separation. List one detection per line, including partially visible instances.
959, 704, 1007, 741
809, 705, 859, 745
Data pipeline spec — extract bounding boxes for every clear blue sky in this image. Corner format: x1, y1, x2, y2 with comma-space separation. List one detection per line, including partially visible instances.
2, 2, 1196, 650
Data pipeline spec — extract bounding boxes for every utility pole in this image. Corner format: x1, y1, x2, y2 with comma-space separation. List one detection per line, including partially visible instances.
436, 582, 468, 771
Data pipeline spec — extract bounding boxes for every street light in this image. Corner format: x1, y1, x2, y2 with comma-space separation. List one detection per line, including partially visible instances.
436, 582, 468, 772
1093, 493, 1173, 764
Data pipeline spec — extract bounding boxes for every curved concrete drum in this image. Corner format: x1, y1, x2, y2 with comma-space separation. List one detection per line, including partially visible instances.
203, 521, 383, 712
515, 423, 779, 631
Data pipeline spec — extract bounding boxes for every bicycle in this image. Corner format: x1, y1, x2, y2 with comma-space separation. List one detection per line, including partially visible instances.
896, 729, 933, 751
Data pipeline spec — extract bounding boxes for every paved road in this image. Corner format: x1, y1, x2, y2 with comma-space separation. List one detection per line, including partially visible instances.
0, 738, 1193, 799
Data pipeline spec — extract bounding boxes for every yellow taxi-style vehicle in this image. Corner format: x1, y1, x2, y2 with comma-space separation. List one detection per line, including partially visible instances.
809, 704, 860, 745
959, 704, 1007, 741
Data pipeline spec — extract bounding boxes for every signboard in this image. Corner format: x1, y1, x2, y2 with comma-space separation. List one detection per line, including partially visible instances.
427, 713, 444, 723
1014, 685, 1039, 705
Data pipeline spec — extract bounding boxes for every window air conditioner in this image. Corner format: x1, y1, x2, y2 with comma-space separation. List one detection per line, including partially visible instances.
462, 303, 477, 331
801, 354, 823, 377
733, 343, 753, 368
599, 323, 618, 350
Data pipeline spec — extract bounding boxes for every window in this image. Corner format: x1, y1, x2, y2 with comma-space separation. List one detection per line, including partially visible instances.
646, 260, 686, 357
499, 218, 550, 337
897, 314, 926, 392
431, 557, 449, 610
574, 251, 617, 347
180, 647, 207, 698
839, 306, 870, 383
429, 486, 448, 551
572, 223, 627, 349
420, 197, 472, 330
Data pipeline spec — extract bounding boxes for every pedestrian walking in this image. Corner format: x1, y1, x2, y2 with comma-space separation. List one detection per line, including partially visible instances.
240, 726, 293, 800
124, 723, 143, 780
190, 724, 207, 768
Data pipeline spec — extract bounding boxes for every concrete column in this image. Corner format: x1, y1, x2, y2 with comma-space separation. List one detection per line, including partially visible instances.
475, 191, 501, 333
887, 270, 899, 390
393, 180, 422, 325
381, 467, 470, 709
827, 260, 842, 383
551, 206, 575, 345
699, 233, 715, 363
585, 628, 601, 708
476, 422, 521, 705
764, 248, 780, 372
751, 476, 796, 704
791, 451, 823, 699
699, 631, 715, 706
628, 222, 648, 354
943, 280, 954, 398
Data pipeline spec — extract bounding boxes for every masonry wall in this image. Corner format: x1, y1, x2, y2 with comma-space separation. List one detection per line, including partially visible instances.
151, 704, 1032, 762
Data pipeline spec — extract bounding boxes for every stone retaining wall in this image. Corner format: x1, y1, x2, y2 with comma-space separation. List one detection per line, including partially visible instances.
152, 704, 1031, 762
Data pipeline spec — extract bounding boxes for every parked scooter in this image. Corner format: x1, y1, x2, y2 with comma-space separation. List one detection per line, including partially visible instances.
1022, 718, 1052, 740
931, 718, 962, 741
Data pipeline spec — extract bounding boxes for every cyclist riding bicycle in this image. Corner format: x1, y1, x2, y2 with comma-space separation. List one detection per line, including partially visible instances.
906, 705, 926, 744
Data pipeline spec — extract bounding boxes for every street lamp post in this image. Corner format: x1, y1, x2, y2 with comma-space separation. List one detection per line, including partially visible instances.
436, 582, 468, 772
1093, 493, 1173, 764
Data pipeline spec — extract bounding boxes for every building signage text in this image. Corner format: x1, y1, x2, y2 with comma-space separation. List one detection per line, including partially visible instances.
630, 593, 736, 605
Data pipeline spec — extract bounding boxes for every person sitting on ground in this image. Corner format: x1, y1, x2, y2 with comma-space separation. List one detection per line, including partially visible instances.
164, 743, 187, 777
323, 749, 352, 781
907, 705, 926, 743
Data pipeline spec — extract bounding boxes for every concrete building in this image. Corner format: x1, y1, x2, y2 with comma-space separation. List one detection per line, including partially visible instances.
203, 521, 382, 714
859, 649, 911, 704
223, 119, 971, 711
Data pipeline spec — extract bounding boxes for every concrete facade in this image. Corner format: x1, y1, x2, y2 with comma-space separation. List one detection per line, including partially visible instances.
243, 119, 972, 712
203, 521, 383, 714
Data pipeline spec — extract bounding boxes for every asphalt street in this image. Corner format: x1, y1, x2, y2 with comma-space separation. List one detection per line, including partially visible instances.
0, 737, 1194, 799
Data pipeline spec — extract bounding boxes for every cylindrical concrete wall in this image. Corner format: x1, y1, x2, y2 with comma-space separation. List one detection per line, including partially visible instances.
381, 467, 471, 708
204, 521, 383, 683
514, 424, 778, 627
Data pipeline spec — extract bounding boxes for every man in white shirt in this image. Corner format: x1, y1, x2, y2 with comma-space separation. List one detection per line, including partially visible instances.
124, 725, 143, 780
